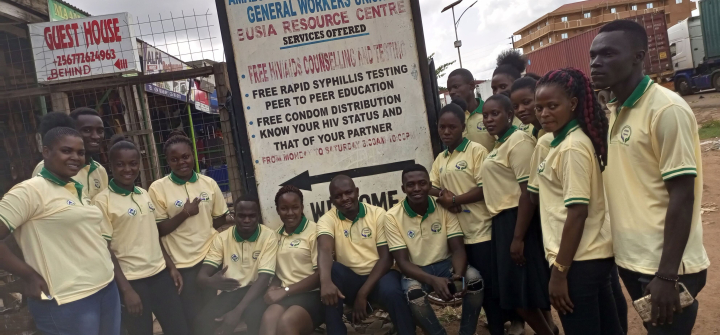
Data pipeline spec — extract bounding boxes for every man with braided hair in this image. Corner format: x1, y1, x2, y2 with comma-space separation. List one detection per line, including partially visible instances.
534, 68, 621, 334
591, 20, 709, 334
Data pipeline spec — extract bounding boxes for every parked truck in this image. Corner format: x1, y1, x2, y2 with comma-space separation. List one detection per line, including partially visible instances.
669, 0, 720, 95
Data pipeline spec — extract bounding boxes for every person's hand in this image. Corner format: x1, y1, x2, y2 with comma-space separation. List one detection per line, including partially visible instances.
510, 238, 526, 266
214, 309, 242, 335
436, 189, 456, 209
320, 282, 345, 307
448, 205, 463, 214
646, 277, 681, 326
352, 292, 370, 324
183, 197, 201, 217
451, 274, 466, 298
169, 267, 183, 294
549, 269, 573, 315
216, 224, 233, 233
122, 287, 144, 316
264, 286, 287, 305
23, 272, 49, 300
207, 266, 241, 291
429, 276, 453, 301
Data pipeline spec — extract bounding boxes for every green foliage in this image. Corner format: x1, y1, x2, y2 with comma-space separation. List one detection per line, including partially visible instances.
699, 120, 720, 140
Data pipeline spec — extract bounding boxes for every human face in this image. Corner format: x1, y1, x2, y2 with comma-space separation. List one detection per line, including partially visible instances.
535, 84, 578, 134
167, 143, 194, 178
111, 149, 140, 188
511, 88, 537, 126
438, 112, 464, 148
277, 192, 303, 228
590, 31, 644, 89
75, 114, 104, 155
482, 99, 513, 136
491, 74, 514, 95
447, 75, 475, 104
329, 178, 359, 215
401, 171, 430, 205
42, 135, 85, 181
235, 201, 259, 234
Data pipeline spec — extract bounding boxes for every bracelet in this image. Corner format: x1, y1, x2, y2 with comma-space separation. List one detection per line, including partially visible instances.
452, 196, 456, 206
655, 272, 679, 282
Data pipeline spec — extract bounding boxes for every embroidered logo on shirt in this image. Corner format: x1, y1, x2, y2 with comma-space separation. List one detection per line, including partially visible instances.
476, 122, 485, 131
519, 124, 530, 131
361, 228, 372, 238
431, 222, 442, 233
620, 125, 632, 145
148, 202, 156, 211
94, 179, 100, 189
231, 254, 239, 262
128, 208, 137, 216
407, 230, 417, 239
199, 192, 210, 201
252, 251, 261, 260
174, 200, 184, 207
66, 200, 76, 206
488, 150, 498, 159
455, 160, 468, 170
290, 239, 301, 247
538, 161, 546, 174
344, 229, 350, 238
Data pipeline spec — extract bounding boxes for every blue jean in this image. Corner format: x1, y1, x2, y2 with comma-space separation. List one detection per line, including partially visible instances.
325, 262, 416, 335
557, 258, 623, 335
618, 267, 707, 335
401, 258, 484, 335
28, 280, 121, 335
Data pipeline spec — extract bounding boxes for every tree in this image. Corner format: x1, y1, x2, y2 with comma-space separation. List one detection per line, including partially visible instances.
428, 53, 456, 79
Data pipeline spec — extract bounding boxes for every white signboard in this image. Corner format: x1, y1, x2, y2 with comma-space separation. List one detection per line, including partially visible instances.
29, 13, 141, 83
142, 41, 192, 101
223, 0, 435, 227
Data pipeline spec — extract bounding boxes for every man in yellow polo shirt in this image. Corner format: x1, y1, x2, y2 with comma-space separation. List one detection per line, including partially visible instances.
591, 20, 710, 333
387, 164, 484, 334
194, 196, 278, 335
317, 175, 415, 335
446, 69, 494, 152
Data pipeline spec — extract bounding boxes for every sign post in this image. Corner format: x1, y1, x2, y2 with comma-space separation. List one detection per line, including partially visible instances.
215, 0, 439, 227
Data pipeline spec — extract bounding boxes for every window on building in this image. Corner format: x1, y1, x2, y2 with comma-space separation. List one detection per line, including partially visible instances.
531, 45, 535, 51
611, 7, 617, 13
631, 4, 638, 10
540, 41, 544, 46
676, 0, 682, 3
647, 3, 653, 8
561, 33, 568, 39
549, 37, 553, 43
561, 16, 568, 22
584, 12, 591, 18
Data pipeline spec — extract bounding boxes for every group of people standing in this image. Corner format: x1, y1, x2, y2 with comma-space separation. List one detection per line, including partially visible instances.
0, 19, 710, 335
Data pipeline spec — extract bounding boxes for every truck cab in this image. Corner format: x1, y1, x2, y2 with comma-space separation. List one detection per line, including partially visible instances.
670, 1, 720, 95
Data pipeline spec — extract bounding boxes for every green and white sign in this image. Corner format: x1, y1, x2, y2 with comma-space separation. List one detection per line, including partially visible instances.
48, 0, 86, 21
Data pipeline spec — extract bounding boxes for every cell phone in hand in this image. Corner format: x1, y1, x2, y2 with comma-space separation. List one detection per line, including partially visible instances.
366, 301, 373, 314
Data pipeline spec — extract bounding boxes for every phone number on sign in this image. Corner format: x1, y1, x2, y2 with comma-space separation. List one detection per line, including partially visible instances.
54, 49, 117, 66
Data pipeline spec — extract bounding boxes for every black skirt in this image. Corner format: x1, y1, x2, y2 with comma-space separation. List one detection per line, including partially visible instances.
246, 290, 325, 329
491, 207, 551, 310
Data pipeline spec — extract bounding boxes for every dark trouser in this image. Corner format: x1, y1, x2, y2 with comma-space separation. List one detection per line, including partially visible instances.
618, 267, 707, 335
123, 269, 189, 335
28, 281, 121, 335
557, 258, 623, 335
325, 262, 416, 335
610, 265, 628, 334
178, 262, 216, 331
193, 286, 263, 335
466, 241, 504, 335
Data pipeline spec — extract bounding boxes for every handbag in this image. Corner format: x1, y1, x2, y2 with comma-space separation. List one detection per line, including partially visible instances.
632, 282, 694, 323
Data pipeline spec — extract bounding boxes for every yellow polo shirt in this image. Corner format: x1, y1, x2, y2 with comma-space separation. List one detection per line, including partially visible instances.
317, 203, 387, 275
481, 126, 536, 216
430, 138, 492, 244
0, 168, 114, 305
464, 98, 523, 152
203, 224, 278, 288
605, 76, 709, 275
33, 158, 108, 199
94, 180, 166, 281
528, 133, 554, 194
275, 217, 318, 287
537, 120, 613, 265
385, 197, 464, 266
148, 171, 229, 269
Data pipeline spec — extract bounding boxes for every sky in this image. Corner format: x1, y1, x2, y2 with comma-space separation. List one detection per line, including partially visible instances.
67, 0, 573, 80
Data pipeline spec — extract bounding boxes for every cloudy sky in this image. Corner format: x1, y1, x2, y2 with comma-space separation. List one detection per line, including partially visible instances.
69, 0, 570, 80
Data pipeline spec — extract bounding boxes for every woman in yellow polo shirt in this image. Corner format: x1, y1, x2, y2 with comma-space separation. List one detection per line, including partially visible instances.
246, 185, 323, 335
510, 77, 546, 140
94, 136, 189, 335
491, 50, 526, 96
534, 68, 621, 334
0, 127, 119, 335
480, 94, 555, 335
148, 131, 229, 328
428, 102, 505, 335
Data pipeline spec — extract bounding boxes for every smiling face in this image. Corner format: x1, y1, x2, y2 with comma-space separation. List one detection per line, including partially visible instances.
110, 148, 140, 187
590, 31, 642, 89
482, 99, 513, 137
277, 192, 303, 228
329, 177, 359, 216
511, 87, 537, 126
447, 74, 475, 105
235, 201, 259, 235
74, 114, 104, 155
401, 171, 430, 206
491, 74, 515, 95
535, 84, 578, 134
166, 142, 194, 178
438, 112, 464, 148
43, 134, 85, 181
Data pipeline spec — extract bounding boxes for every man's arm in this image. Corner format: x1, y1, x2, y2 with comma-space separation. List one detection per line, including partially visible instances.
447, 236, 467, 278
351, 245, 393, 322
318, 235, 344, 306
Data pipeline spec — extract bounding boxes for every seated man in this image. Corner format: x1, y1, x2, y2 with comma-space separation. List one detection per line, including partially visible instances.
317, 175, 416, 335
194, 196, 278, 335
386, 164, 484, 335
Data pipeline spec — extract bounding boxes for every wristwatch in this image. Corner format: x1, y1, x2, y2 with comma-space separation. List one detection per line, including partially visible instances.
284, 286, 290, 296
553, 261, 570, 273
